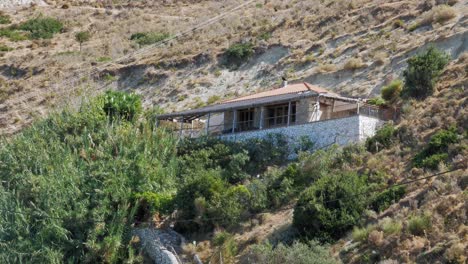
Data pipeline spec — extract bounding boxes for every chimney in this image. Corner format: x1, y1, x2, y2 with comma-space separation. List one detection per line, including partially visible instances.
282, 77, 288, 88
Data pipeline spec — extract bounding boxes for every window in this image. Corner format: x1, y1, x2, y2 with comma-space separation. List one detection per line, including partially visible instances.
266, 102, 296, 127
237, 108, 255, 131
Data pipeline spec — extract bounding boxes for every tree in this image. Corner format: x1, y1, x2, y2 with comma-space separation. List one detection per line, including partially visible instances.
402, 47, 450, 99
75, 31, 91, 51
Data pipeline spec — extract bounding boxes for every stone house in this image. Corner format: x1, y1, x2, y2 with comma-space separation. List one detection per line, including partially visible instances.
156, 82, 388, 149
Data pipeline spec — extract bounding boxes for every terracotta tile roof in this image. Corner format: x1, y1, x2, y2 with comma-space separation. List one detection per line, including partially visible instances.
222, 82, 339, 103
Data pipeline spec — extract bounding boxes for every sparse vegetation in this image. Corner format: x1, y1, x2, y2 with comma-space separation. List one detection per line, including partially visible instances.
0, 45, 13, 52
248, 241, 339, 264
317, 63, 337, 73
402, 47, 450, 99
343, 58, 365, 70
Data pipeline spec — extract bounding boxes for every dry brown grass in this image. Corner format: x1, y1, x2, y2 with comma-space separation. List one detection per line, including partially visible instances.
343, 57, 366, 70
316, 63, 337, 73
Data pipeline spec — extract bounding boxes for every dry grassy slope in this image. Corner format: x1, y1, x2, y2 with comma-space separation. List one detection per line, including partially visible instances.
0, 0, 467, 134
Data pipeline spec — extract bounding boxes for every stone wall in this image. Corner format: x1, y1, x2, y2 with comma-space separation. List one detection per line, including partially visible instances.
219, 115, 383, 151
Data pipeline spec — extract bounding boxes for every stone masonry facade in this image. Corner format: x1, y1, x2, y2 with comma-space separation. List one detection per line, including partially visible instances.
219, 115, 383, 151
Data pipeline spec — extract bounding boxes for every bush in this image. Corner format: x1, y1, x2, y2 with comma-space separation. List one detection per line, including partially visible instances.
247, 241, 339, 264
0, 45, 13, 52
225, 42, 254, 64
413, 127, 459, 168
211, 232, 237, 263
366, 124, 396, 152
408, 213, 432, 236
367, 97, 386, 106
422, 5, 457, 25
381, 218, 402, 236
352, 226, 370, 242
402, 47, 450, 99
293, 172, 368, 242
19, 17, 63, 39
102, 90, 142, 121
370, 186, 406, 212
0, 14, 11, 24
130, 32, 170, 46
343, 58, 365, 70
393, 19, 405, 29
381, 79, 402, 103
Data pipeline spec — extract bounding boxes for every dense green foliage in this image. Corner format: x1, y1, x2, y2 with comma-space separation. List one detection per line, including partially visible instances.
0, 97, 178, 262
365, 124, 396, 152
18, 17, 63, 39
225, 42, 254, 64
413, 127, 459, 169
402, 47, 450, 99
293, 172, 368, 242
248, 241, 338, 264
370, 186, 406, 212
0, 28, 28, 41
130, 32, 170, 46
102, 90, 142, 121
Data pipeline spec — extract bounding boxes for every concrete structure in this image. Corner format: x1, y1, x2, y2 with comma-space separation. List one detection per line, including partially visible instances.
156, 82, 389, 148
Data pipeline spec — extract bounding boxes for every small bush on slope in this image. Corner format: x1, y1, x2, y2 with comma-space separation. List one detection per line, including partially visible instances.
225, 42, 254, 65
402, 47, 450, 99
102, 90, 142, 121
381, 79, 402, 103
366, 123, 397, 153
130, 32, 171, 46
413, 127, 460, 169
293, 172, 368, 242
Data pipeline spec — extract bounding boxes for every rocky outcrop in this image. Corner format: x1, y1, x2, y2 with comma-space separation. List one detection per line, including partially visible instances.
132, 228, 184, 264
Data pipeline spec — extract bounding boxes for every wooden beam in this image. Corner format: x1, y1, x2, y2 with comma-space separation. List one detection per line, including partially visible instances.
232, 110, 237, 134
259, 107, 264, 129
205, 113, 211, 135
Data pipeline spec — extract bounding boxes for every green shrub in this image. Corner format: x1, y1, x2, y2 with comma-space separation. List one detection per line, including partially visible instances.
0, 45, 13, 52
381, 218, 402, 235
370, 186, 406, 212
134, 192, 173, 216
352, 226, 370, 242
413, 127, 459, 168
393, 19, 405, 29
0, 14, 11, 24
102, 90, 142, 121
248, 241, 339, 264
381, 79, 402, 103
19, 17, 63, 39
212, 232, 237, 263
0, 28, 28, 41
293, 172, 368, 242
366, 124, 396, 152
130, 32, 170, 46
246, 179, 268, 212
367, 97, 386, 106
215, 185, 251, 227
408, 213, 432, 236
97, 56, 112, 62
225, 42, 254, 64
258, 32, 272, 41
402, 47, 450, 99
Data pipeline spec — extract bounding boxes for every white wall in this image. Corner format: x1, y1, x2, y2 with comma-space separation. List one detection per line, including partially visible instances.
219, 115, 383, 151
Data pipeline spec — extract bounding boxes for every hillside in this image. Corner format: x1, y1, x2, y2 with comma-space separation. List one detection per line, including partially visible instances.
0, 1, 467, 264
0, 0, 467, 134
